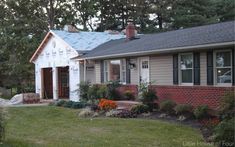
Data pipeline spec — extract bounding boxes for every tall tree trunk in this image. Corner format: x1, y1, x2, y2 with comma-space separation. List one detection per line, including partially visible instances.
157, 13, 163, 30
48, 0, 55, 29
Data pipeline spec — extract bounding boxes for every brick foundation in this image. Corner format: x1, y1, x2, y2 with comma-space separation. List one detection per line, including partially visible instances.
150, 85, 235, 110
108, 84, 234, 110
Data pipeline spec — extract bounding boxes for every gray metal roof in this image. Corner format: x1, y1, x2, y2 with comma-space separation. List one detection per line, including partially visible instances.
51, 30, 125, 51
82, 21, 235, 59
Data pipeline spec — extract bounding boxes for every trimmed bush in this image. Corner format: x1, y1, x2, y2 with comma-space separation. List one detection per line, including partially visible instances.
219, 92, 235, 120
160, 100, 176, 114
214, 118, 235, 147
78, 81, 91, 101
193, 105, 209, 120
71, 102, 87, 109
131, 104, 149, 114
175, 104, 193, 116
64, 101, 74, 108
55, 100, 66, 107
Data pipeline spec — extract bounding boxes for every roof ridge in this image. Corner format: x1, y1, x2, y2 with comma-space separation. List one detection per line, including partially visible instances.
144, 20, 235, 36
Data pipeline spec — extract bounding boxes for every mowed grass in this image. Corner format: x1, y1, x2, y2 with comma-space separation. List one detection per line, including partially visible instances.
3, 106, 213, 147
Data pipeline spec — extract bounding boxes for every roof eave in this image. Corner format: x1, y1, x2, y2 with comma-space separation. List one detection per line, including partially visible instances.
77, 41, 235, 60
29, 32, 53, 63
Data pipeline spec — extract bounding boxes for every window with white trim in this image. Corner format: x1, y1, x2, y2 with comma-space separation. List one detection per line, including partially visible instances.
215, 50, 232, 84
104, 59, 126, 83
104, 60, 109, 82
121, 59, 126, 83
179, 53, 193, 84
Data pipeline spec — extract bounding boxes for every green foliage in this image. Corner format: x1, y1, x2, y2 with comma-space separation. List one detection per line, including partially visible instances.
53, 100, 88, 109
87, 85, 100, 101
138, 82, 149, 95
71, 102, 87, 109
79, 83, 108, 103
141, 89, 157, 104
171, 0, 218, 29
215, 0, 235, 22
123, 90, 135, 100
160, 100, 176, 115
97, 85, 108, 98
214, 118, 235, 147
55, 100, 67, 107
0, 108, 6, 143
219, 92, 235, 120
175, 104, 193, 116
64, 101, 74, 108
131, 104, 149, 114
193, 105, 209, 120
78, 81, 91, 102
106, 81, 121, 100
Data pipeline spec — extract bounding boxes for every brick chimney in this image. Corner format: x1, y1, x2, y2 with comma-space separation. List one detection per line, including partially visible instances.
126, 22, 135, 40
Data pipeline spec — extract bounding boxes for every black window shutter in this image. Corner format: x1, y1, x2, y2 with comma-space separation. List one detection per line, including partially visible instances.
232, 49, 235, 86
173, 54, 178, 85
100, 60, 104, 83
193, 52, 200, 85
207, 51, 214, 85
126, 58, 131, 84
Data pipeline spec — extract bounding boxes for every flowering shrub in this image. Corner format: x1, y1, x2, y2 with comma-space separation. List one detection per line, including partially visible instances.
98, 99, 117, 111
199, 117, 220, 129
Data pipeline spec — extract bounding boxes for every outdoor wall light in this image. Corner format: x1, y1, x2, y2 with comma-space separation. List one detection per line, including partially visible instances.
129, 63, 136, 69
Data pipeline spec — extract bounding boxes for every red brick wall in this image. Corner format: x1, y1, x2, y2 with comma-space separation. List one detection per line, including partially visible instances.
150, 85, 235, 110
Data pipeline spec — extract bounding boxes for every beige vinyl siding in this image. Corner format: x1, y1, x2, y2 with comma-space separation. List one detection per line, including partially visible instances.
200, 52, 207, 85
130, 69, 139, 85
130, 58, 139, 85
95, 61, 101, 84
150, 55, 173, 85
86, 65, 95, 84
80, 64, 84, 82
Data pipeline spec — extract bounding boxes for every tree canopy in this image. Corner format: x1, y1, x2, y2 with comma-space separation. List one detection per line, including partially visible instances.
0, 0, 234, 91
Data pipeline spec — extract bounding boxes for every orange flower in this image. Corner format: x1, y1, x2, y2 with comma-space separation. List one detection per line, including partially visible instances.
98, 98, 117, 111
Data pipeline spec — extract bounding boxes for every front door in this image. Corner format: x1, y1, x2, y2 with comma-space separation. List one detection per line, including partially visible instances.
139, 57, 150, 83
43, 68, 53, 99
58, 67, 69, 98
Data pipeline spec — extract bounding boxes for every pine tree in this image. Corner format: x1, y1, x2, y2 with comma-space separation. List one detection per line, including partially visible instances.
171, 0, 218, 29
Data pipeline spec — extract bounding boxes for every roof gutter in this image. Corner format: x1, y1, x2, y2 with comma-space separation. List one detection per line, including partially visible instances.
77, 41, 235, 60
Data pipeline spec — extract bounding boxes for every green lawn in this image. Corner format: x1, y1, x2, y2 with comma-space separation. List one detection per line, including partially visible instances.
3, 106, 213, 147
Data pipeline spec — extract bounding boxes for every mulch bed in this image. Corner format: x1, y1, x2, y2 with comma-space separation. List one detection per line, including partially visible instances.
136, 111, 215, 142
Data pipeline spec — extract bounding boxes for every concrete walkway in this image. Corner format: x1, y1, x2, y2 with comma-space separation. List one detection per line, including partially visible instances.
8, 103, 49, 107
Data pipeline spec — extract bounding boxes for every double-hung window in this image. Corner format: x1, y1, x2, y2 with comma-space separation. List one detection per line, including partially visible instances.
103, 59, 126, 83
215, 50, 232, 85
179, 53, 193, 85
